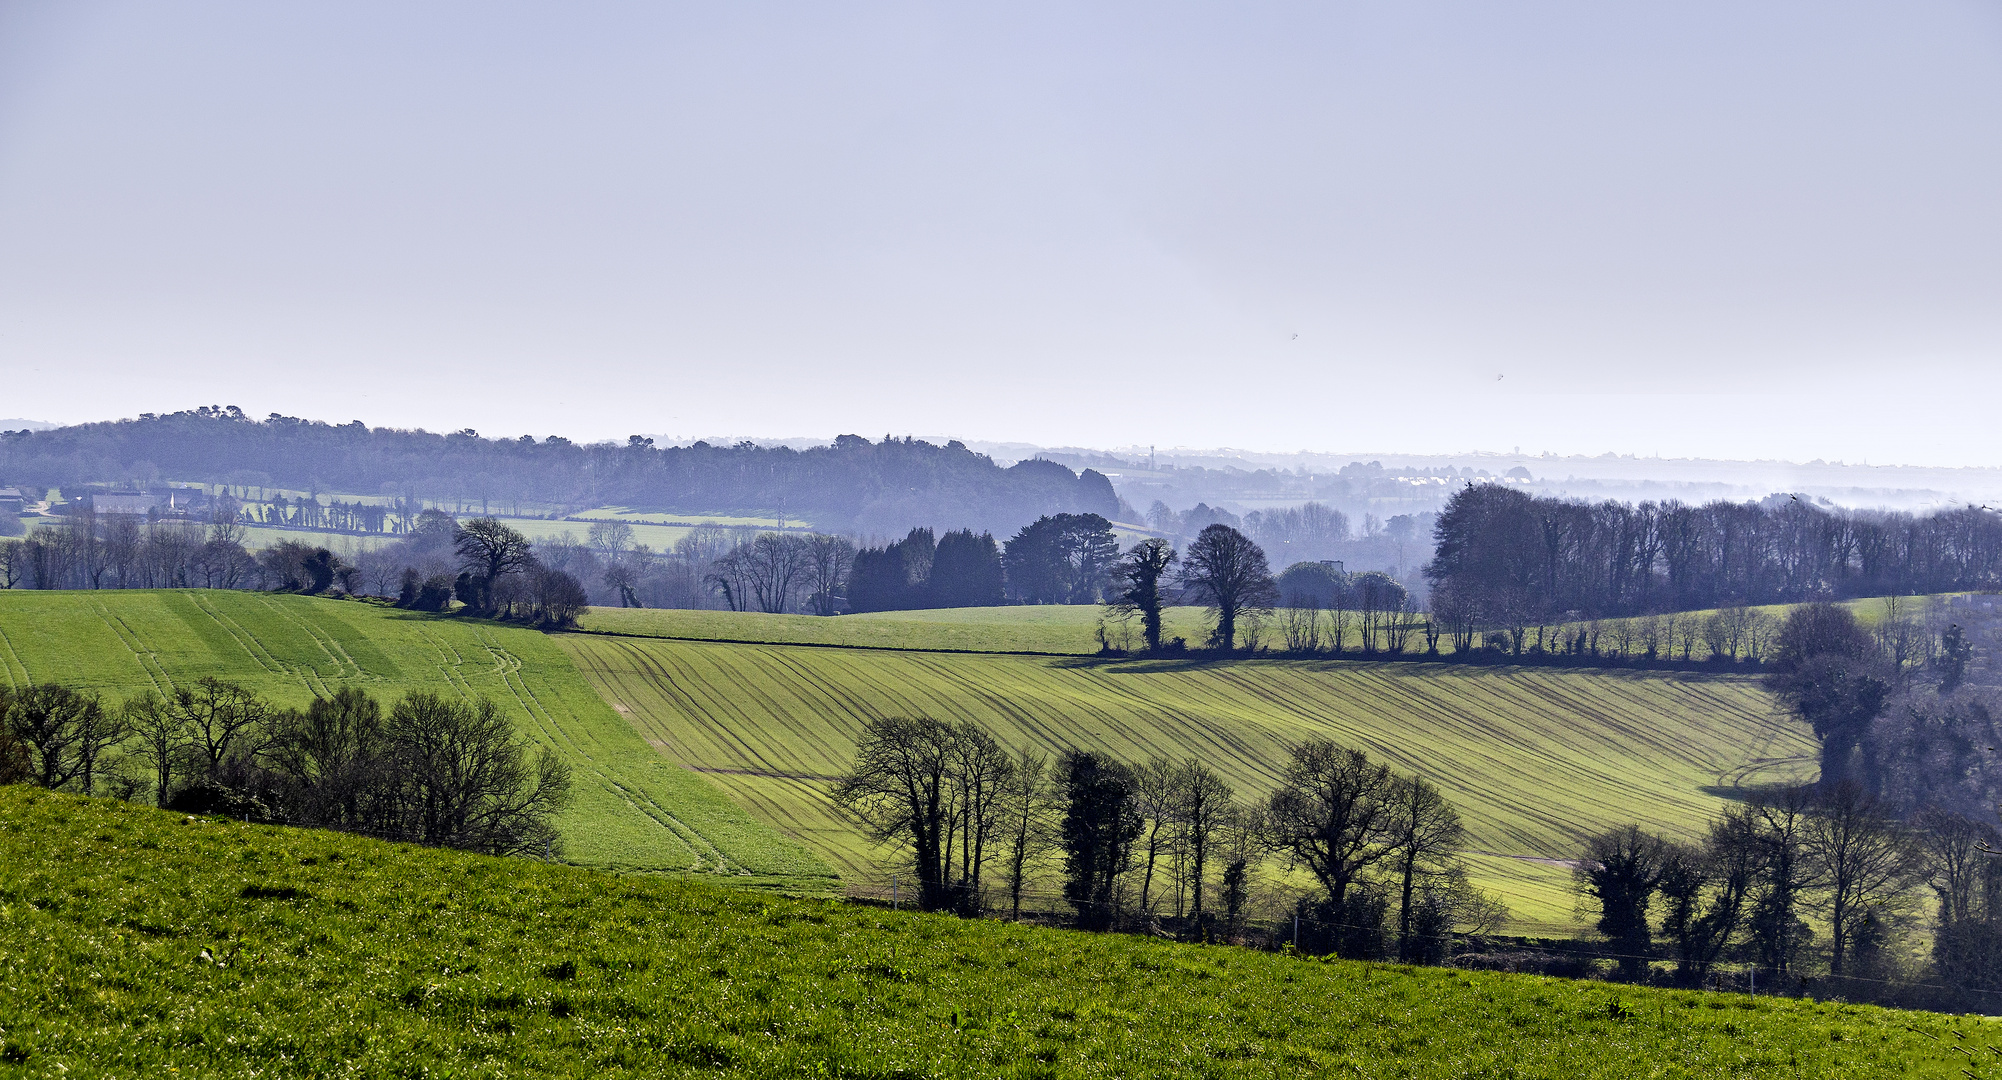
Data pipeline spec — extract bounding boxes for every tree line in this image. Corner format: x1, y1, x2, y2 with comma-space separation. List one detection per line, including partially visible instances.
1574, 783, 2001, 1003
0, 508, 589, 628
0, 679, 570, 857
1425, 484, 2002, 634
830, 718, 1507, 960
0, 410, 1127, 538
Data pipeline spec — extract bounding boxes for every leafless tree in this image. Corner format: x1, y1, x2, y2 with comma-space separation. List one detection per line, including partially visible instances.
5, 684, 125, 793
1178, 758, 1235, 928
744, 533, 812, 614
1179, 524, 1278, 651
1280, 599, 1323, 653
174, 677, 274, 782
1382, 774, 1465, 961
802, 533, 856, 616
1264, 740, 1396, 914
1914, 806, 1996, 928
997, 750, 1061, 919
124, 691, 192, 806
831, 716, 1012, 913
1805, 782, 1921, 977
587, 520, 635, 557
705, 545, 756, 612
454, 517, 535, 601
384, 692, 572, 856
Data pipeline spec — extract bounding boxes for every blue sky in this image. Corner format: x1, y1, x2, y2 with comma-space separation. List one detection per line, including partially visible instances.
2, 2, 1999, 463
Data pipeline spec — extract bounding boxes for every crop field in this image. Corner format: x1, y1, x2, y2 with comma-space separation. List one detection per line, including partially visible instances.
579, 604, 1220, 654
3, 786, 1983, 1078
0, 591, 833, 889
559, 635, 1816, 933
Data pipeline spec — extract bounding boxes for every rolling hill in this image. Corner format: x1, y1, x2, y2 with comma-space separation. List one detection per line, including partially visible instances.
0, 590, 833, 889
558, 632, 1817, 932
1, 785, 1980, 1077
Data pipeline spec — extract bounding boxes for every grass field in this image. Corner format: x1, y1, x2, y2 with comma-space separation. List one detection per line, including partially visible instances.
0, 591, 833, 889
2, 786, 1983, 1078
579, 604, 1220, 654
558, 635, 1816, 933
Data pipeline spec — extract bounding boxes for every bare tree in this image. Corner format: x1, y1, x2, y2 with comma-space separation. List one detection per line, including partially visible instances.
1382, 774, 1465, 961
384, 692, 572, 856
802, 533, 856, 616
831, 716, 1002, 913
1805, 782, 1920, 977
1263, 740, 1396, 915
5, 684, 125, 793
1179, 758, 1234, 929
124, 691, 192, 806
1747, 786, 1818, 977
744, 533, 812, 614
1279, 599, 1322, 653
453, 517, 535, 608
176, 677, 274, 782
997, 750, 1060, 919
1179, 525, 1278, 651
587, 520, 636, 557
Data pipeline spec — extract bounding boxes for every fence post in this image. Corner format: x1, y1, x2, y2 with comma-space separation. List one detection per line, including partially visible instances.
893, 877, 899, 911
1293, 915, 1299, 953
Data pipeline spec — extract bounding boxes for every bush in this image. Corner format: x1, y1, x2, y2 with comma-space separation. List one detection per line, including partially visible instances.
165, 780, 275, 823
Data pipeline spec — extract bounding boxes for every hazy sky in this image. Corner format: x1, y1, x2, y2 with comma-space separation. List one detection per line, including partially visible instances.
2, 2, 2000, 464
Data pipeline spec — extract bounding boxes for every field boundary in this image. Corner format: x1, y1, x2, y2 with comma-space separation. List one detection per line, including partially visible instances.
556, 624, 1772, 674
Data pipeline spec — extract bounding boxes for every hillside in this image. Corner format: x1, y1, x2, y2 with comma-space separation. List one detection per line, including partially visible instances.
0, 787, 1982, 1077
0, 590, 833, 888
0, 413, 1125, 536
558, 633, 1817, 932
578, 604, 1220, 654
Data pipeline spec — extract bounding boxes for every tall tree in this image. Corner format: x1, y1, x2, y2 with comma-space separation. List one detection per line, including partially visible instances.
454, 517, 535, 611
997, 750, 1061, 920
1804, 782, 1920, 977
1179, 758, 1235, 930
1574, 824, 1669, 981
1178, 524, 1279, 651
1060, 750, 1143, 931
1003, 514, 1119, 605
928, 529, 1004, 608
1382, 774, 1465, 962
1263, 741, 1396, 915
5, 684, 124, 794
1108, 539, 1177, 652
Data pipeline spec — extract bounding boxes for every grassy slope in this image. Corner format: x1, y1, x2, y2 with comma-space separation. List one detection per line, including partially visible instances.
0, 590, 831, 889
557, 635, 1816, 933
1, 787, 1983, 1078
579, 605, 1221, 655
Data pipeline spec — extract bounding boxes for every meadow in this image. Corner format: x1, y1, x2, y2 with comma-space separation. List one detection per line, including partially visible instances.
1, 785, 1984, 1078
557, 634, 1817, 933
0, 590, 833, 889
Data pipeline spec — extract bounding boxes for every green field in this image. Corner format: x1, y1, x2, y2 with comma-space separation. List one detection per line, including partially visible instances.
2, 786, 1982, 1078
0, 591, 833, 889
579, 604, 1220, 654
559, 634, 1816, 933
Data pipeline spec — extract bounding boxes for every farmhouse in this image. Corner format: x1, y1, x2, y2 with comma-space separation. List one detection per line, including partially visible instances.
0, 487, 22, 515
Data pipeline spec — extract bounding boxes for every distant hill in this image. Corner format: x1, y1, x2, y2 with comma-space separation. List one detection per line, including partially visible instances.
0, 409, 1126, 537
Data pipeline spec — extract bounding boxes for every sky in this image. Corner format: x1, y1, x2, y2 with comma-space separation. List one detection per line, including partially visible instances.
2, 1, 2000, 465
